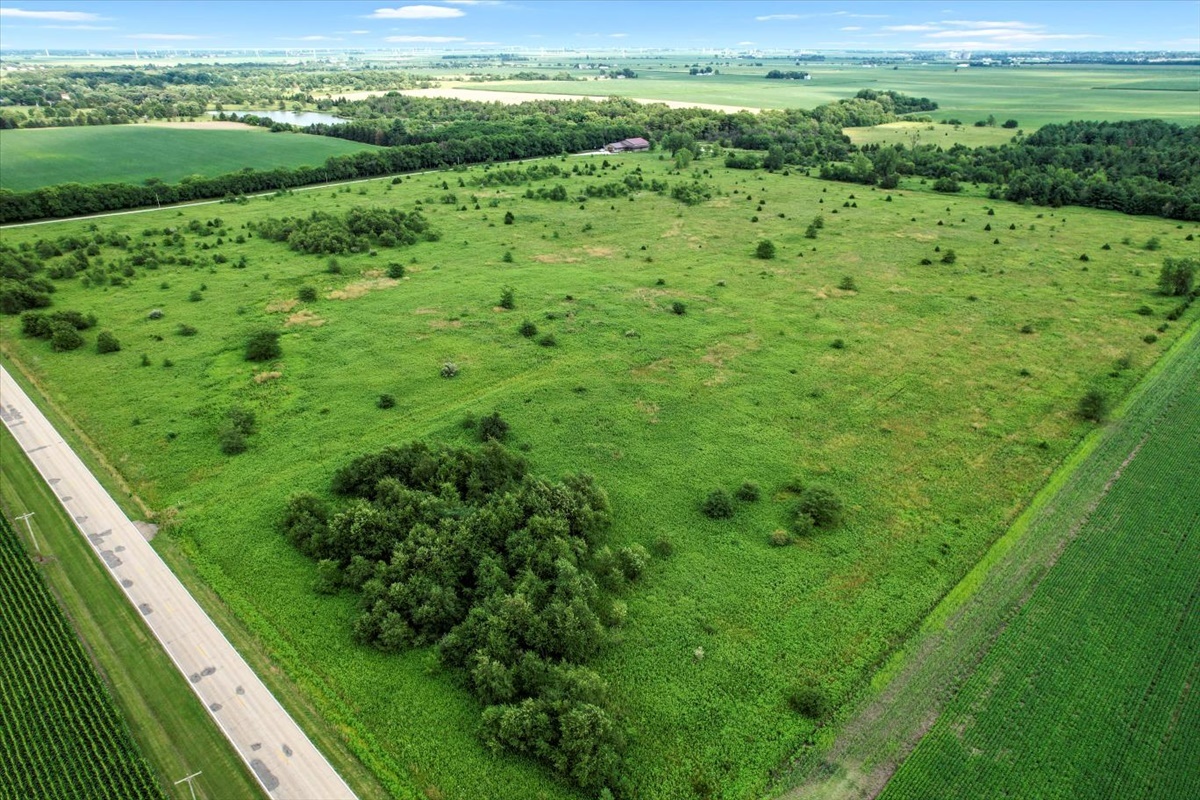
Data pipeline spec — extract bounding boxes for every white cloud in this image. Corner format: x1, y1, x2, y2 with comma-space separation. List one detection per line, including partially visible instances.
125, 33, 206, 40
925, 28, 1098, 42
938, 19, 1040, 29
609, 33, 627, 38
42, 24, 115, 30
369, 5, 465, 19
281, 35, 344, 41
885, 24, 942, 32
444, 0, 504, 4
0, 8, 101, 21
737, 41, 754, 45
840, 26, 863, 31
756, 14, 800, 21
386, 35, 467, 42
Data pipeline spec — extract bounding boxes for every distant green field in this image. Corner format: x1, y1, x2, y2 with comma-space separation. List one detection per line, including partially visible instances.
1, 154, 1196, 799
880, 332, 1200, 800
843, 121, 1019, 149
445, 63, 1200, 128
0, 125, 378, 192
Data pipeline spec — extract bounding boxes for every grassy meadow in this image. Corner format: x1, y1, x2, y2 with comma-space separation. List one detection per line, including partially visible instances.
440, 62, 1200, 127
0, 124, 378, 192
1, 153, 1196, 799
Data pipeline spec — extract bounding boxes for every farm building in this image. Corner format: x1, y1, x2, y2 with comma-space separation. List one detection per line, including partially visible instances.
605, 137, 650, 152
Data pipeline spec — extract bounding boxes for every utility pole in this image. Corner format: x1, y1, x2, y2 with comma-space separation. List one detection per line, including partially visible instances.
174, 771, 202, 800
15, 512, 38, 555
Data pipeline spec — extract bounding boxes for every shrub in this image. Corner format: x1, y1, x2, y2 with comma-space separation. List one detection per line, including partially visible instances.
218, 428, 247, 455
386, 262, 406, 279
177, 323, 198, 337
188, 290, 203, 302
1078, 388, 1108, 423
499, 286, 515, 310
245, 330, 281, 362
796, 485, 843, 529
502, 250, 514, 263
1135, 305, 1153, 316
441, 361, 459, 378
1158, 257, 1198, 297
298, 286, 318, 302
326, 257, 342, 274
503, 211, 515, 225
940, 249, 957, 264
701, 488, 735, 519
755, 240, 777, 260
1020, 323, 1035, 334
537, 333, 557, 347
769, 529, 791, 547
377, 394, 396, 409
49, 323, 84, 352
789, 686, 831, 720
735, 482, 761, 502
95, 330, 121, 354
148, 309, 164, 320
932, 177, 961, 193
1144, 333, 1159, 344
671, 301, 686, 315
1144, 237, 1161, 251
838, 275, 857, 291
478, 411, 510, 442
518, 320, 538, 338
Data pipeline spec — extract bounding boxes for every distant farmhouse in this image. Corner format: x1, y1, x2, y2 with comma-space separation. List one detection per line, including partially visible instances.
605, 137, 650, 152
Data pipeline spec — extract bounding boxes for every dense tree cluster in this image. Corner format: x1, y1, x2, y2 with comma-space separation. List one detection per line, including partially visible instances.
251, 207, 436, 255
281, 441, 644, 795
765, 70, 811, 80
841, 119, 1200, 220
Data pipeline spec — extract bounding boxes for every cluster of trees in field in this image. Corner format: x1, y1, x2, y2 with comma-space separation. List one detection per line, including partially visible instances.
0, 64, 431, 129
281, 440, 644, 795
251, 207, 437, 255
828, 119, 1200, 220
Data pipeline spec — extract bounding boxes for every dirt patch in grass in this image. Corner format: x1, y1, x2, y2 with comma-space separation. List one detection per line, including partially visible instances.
428, 319, 464, 330
533, 253, 581, 264
631, 357, 674, 382
328, 277, 398, 300
700, 334, 760, 386
634, 398, 660, 423
585, 246, 615, 257
265, 298, 299, 314
253, 371, 282, 384
285, 309, 326, 327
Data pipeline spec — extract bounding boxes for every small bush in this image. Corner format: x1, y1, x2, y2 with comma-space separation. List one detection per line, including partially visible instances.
377, 394, 396, 409
701, 488, 735, 519
671, 301, 686, 315
518, 320, 538, 338
245, 330, 281, 362
788, 686, 831, 720
441, 361, 459, 378
188, 290, 203, 302
49, 323, 84, 352
218, 428, 247, 455
478, 411, 510, 442
735, 482, 761, 502
177, 323, 198, 337
148, 309, 164, 320
386, 262, 406, 279
1078, 388, 1108, 423
1020, 324, 1035, 334
940, 249, 957, 264
796, 485, 843, 529
538, 333, 557, 347
769, 529, 791, 547
326, 258, 342, 274
756, 239, 777, 260
1144, 237, 1161, 251
1135, 305, 1153, 316
502, 250, 514, 263
838, 276, 857, 291
499, 286, 515, 310
830, 338, 846, 349
503, 211, 515, 225
95, 330, 121, 354
1143, 333, 1159, 344
298, 286, 318, 302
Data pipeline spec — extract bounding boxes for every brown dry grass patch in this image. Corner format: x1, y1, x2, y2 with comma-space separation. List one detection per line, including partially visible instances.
328, 277, 398, 300
285, 309, 326, 327
533, 253, 581, 264
265, 298, 298, 314
253, 371, 282, 384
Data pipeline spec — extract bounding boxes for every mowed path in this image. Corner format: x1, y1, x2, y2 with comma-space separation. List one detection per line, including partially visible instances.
0, 366, 356, 800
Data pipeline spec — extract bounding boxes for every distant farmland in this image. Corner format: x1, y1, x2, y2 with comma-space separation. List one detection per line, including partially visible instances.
0, 124, 379, 192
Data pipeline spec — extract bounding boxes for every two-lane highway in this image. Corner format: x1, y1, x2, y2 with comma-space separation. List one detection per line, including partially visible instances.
1, 365, 356, 800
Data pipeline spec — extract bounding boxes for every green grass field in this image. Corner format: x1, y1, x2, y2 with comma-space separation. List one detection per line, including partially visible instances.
880, 331, 1200, 800
442, 63, 1200, 127
0, 124, 378, 192
1, 153, 1196, 799
0, 427, 265, 800
843, 120, 1019, 149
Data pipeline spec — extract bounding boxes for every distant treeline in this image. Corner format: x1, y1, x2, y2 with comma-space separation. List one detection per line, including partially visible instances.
835, 119, 1200, 220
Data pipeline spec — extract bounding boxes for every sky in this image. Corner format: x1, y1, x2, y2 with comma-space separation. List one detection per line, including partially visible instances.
0, 1, 1197, 53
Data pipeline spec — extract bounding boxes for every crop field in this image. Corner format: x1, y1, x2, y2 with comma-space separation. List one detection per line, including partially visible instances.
880, 332, 1200, 800
0, 153, 1196, 799
437, 62, 1200, 127
0, 125, 378, 193
0, 513, 165, 800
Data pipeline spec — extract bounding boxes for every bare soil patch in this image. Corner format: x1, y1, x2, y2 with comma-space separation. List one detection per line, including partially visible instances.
328, 277, 398, 300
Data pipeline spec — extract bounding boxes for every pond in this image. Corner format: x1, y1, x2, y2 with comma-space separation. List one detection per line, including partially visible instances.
210, 110, 347, 126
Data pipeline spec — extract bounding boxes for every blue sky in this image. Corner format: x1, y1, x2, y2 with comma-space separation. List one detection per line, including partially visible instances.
1, 1, 1197, 52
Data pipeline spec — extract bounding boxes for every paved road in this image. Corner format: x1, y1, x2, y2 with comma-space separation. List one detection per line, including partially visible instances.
0, 366, 356, 800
